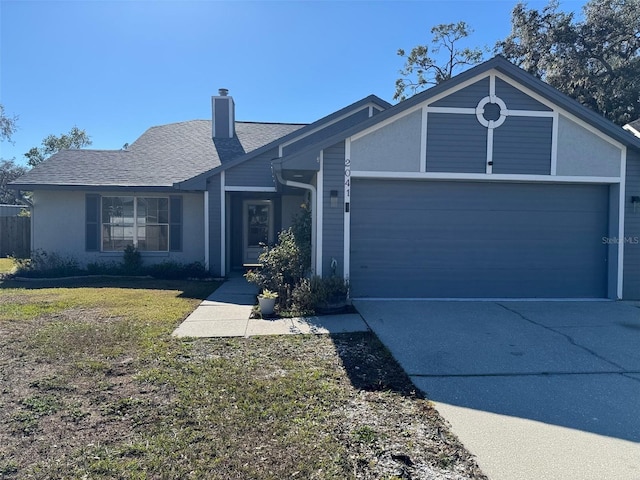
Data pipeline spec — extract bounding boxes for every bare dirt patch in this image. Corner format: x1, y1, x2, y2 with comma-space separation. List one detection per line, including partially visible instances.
0, 281, 486, 479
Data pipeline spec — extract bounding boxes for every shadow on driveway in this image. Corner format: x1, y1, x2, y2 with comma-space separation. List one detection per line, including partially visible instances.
354, 300, 640, 479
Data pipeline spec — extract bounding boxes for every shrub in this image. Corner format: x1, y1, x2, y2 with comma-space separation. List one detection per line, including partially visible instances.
145, 261, 208, 280
86, 260, 121, 275
11, 249, 208, 280
245, 203, 312, 310
290, 276, 349, 315
122, 245, 143, 274
11, 250, 82, 278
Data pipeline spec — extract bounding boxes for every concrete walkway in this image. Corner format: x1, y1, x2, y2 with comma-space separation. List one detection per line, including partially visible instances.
354, 300, 640, 480
172, 274, 368, 338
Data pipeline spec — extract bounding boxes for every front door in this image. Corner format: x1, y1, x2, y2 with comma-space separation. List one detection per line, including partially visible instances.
243, 200, 274, 265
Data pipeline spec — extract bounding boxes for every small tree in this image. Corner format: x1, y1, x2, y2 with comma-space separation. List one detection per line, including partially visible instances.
0, 104, 18, 143
395, 22, 486, 101
25, 126, 92, 167
0, 159, 27, 204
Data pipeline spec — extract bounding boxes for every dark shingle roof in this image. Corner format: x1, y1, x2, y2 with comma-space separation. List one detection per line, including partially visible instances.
11, 120, 305, 189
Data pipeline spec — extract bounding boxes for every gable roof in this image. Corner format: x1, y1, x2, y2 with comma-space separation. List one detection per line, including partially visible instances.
280, 55, 640, 167
11, 120, 305, 190
174, 95, 391, 190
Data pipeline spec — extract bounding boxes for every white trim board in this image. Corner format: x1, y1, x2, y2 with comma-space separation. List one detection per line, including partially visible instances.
220, 171, 226, 276
351, 171, 621, 184
343, 139, 351, 282
623, 124, 640, 138
618, 146, 627, 299
204, 191, 209, 269
316, 150, 324, 277
224, 186, 277, 192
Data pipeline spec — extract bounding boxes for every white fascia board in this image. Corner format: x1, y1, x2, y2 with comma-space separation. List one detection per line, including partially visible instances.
316, 150, 324, 277
224, 186, 277, 192
623, 124, 640, 138
351, 170, 621, 184
220, 171, 226, 276
279, 104, 377, 151
618, 147, 627, 299
494, 71, 625, 151
551, 112, 559, 175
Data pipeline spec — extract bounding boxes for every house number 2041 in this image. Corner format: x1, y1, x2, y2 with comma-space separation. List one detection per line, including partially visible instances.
344, 158, 351, 199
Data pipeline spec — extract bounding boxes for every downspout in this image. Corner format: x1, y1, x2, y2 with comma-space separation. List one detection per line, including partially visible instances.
273, 168, 317, 275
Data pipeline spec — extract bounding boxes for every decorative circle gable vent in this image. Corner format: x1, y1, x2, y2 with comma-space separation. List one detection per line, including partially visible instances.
476, 95, 507, 129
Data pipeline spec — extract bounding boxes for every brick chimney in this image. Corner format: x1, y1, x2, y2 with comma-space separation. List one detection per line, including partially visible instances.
212, 88, 235, 139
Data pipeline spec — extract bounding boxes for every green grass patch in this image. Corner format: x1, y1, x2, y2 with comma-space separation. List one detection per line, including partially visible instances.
0, 278, 486, 479
0, 258, 15, 274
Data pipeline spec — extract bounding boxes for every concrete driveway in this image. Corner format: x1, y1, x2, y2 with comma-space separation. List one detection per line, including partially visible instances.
353, 300, 640, 480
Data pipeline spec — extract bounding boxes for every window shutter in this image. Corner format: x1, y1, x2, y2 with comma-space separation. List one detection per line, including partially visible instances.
86, 194, 100, 251
169, 196, 183, 252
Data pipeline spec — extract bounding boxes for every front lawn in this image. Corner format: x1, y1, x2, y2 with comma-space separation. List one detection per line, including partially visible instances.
0, 257, 15, 274
0, 277, 485, 479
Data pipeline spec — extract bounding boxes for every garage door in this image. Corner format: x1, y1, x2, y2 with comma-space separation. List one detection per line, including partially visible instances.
350, 180, 609, 298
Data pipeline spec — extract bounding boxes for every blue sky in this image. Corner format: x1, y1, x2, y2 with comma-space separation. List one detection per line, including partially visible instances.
0, 0, 585, 165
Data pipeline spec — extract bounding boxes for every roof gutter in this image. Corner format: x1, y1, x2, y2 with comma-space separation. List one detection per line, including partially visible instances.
273, 161, 317, 275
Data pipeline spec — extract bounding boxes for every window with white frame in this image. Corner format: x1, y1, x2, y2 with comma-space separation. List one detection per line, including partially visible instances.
101, 196, 169, 251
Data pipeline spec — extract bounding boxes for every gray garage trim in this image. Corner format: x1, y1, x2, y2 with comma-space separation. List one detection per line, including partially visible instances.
349, 180, 611, 299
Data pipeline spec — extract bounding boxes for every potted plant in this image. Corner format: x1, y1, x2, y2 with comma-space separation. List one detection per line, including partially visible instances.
258, 289, 278, 316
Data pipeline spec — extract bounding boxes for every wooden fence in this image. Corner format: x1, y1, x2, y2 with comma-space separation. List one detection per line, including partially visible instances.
0, 216, 30, 257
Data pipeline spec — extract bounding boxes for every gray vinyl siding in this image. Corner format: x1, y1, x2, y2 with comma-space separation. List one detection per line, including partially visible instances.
350, 180, 609, 298
283, 109, 370, 156
208, 175, 222, 276
430, 78, 489, 108
493, 116, 553, 174
321, 142, 345, 277
350, 110, 422, 172
495, 78, 552, 111
623, 149, 640, 298
225, 148, 278, 187
426, 113, 486, 173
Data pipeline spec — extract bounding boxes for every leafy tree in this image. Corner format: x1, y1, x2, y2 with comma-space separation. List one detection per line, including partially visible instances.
25, 126, 92, 167
497, 0, 640, 125
0, 104, 18, 143
394, 22, 486, 101
0, 159, 28, 204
